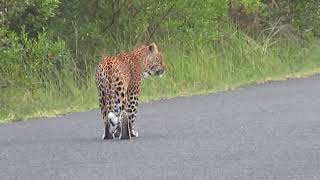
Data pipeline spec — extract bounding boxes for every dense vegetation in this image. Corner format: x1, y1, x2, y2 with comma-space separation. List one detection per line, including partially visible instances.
1, 0, 320, 122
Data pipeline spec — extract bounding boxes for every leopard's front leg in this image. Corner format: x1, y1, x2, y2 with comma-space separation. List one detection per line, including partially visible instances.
127, 88, 140, 138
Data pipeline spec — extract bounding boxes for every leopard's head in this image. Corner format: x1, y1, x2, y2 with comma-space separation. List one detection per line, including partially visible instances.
143, 43, 167, 78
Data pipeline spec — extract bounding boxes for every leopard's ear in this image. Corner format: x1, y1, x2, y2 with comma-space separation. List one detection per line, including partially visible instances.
148, 43, 158, 53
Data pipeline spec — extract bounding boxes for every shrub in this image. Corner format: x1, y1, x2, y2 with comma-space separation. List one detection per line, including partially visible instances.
0, 27, 70, 88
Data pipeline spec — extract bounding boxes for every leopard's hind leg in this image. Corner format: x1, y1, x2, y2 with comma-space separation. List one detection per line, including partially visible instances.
100, 98, 115, 139
119, 112, 131, 140
97, 68, 116, 140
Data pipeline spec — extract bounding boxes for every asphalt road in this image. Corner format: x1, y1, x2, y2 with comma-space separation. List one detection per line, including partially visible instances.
1, 76, 320, 180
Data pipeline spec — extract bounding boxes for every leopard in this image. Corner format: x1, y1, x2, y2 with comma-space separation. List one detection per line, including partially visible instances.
95, 43, 167, 140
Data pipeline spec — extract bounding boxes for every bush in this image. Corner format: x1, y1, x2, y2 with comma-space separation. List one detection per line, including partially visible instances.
0, 27, 70, 88
230, 0, 320, 37
0, 28, 25, 86
1, 0, 60, 37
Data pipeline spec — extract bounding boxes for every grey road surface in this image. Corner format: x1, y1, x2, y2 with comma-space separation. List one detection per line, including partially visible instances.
1, 76, 320, 180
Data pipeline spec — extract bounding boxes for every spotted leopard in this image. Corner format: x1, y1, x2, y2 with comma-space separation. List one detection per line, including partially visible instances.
96, 43, 167, 140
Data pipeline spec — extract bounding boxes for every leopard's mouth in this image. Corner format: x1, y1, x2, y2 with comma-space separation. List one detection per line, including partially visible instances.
159, 72, 165, 77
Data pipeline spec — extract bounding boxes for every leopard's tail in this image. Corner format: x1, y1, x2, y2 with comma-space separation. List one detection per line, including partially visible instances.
108, 112, 119, 132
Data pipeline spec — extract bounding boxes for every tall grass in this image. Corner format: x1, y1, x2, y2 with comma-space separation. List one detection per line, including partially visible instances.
141, 30, 320, 101
1, 30, 320, 123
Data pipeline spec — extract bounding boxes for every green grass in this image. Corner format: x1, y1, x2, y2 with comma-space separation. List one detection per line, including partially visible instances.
1, 31, 320, 123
